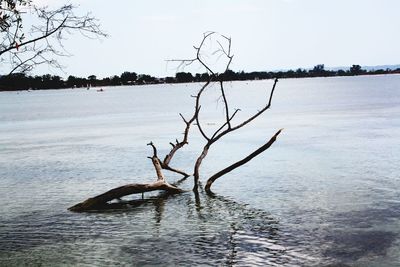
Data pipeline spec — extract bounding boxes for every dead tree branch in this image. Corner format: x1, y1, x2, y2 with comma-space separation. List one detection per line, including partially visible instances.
205, 129, 283, 193
1, 2, 107, 75
162, 112, 196, 165
148, 99, 202, 178
69, 144, 183, 212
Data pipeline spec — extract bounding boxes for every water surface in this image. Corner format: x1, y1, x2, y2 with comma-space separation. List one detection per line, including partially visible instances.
0, 75, 399, 266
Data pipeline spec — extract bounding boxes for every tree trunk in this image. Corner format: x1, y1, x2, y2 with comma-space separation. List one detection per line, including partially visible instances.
193, 144, 210, 191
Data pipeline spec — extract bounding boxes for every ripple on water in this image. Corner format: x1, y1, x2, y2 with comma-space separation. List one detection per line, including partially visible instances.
0, 192, 323, 266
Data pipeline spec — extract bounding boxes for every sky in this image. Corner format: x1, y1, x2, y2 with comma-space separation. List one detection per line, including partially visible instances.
32, 0, 400, 78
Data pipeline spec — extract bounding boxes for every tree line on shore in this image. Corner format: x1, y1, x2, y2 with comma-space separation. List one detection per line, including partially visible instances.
1, 64, 399, 91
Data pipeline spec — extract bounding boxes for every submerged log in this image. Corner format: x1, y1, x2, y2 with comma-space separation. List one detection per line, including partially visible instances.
68, 181, 183, 212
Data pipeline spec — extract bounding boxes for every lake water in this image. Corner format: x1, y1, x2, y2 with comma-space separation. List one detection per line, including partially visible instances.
0, 75, 399, 266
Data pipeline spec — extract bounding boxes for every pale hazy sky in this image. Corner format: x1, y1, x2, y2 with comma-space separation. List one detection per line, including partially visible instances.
34, 0, 400, 78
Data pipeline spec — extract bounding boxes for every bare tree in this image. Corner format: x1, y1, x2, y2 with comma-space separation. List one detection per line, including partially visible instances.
0, 0, 106, 75
69, 32, 282, 212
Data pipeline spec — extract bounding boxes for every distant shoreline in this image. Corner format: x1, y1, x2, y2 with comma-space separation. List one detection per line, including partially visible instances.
1, 66, 399, 92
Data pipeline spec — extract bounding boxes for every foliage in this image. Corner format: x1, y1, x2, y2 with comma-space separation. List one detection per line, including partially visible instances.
175, 72, 193, 83
120, 71, 137, 84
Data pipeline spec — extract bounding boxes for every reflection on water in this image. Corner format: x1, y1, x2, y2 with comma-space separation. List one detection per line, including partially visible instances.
1, 76, 400, 266
0, 183, 398, 266
0, 186, 315, 266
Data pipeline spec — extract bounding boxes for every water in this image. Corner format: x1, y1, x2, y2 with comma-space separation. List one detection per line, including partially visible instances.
0, 75, 399, 266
